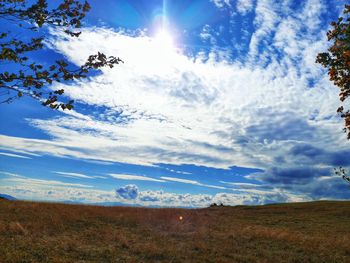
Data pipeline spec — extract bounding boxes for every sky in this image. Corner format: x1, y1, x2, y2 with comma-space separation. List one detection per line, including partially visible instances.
0, 0, 350, 207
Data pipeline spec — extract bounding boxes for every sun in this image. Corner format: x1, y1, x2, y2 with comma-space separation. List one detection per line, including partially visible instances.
153, 29, 175, 51
145, 27, 181, 72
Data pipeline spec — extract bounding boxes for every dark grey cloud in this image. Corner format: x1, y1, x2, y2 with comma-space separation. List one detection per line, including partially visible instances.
251, 166, 350, 200
290, 144, 350, 166
307, 179, 350, 199
290, 144, 320, 158
253, 166, 330, 185
115, 184, 139, 200
245, 111, 316, 142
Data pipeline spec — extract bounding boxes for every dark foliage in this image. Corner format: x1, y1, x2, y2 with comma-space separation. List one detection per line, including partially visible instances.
334, 167, 350, 185
0, 0, 122, 110
316, 5, 350, 139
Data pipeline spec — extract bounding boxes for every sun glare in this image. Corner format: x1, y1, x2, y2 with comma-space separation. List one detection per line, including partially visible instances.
144, 24, 183, 72
153, 29, 175, 51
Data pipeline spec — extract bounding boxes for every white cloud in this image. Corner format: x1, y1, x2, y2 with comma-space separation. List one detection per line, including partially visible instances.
109, 173, 165, 183
161, 176, 201, 185
0, 179, 309, 207
0, 17, 346, 173
163, 167, 192, 175
54, 171, 107, 179
199, 24, 217, 45
94, 176, 108, 179
0, 171, 23, 177
220, 181, 261, 188
210, 0, 231, 9
236, 0, 254, 15
0, 1, 347, 202
1, 172, 93, 188
0, 148, 41, 157
109, 172, 228, 190
54, 171, 95, 179
0, 152, 32, 159
161, 176, 227, 190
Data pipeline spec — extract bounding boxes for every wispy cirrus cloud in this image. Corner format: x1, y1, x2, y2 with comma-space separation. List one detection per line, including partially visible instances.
220, 181, 261, 188
109, 173, 166, 183
1, 172, 93, 188
54, 171, 107, 179
160, 176, 227, 190
0, 171, 23, 177
0, 152, 32, 159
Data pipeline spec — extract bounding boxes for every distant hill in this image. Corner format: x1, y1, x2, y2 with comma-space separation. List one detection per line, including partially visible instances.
0, 193, 16, 200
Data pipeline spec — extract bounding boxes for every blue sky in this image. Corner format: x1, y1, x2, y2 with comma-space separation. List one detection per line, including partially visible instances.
1, 0, 350, 207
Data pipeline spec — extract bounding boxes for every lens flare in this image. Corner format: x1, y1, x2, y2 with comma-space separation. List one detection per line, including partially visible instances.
154, 29, 174, 50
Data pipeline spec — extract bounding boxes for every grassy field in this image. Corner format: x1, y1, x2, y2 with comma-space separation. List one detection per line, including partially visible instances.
0, 200, 349, 263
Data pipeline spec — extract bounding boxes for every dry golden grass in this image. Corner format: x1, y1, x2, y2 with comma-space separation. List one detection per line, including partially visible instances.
0, 200, 349, 262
